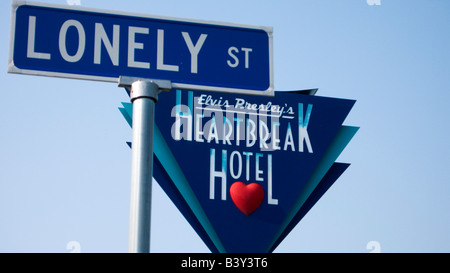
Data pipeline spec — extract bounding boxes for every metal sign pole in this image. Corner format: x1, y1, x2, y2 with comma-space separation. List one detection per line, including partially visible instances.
120, 77, 171, 253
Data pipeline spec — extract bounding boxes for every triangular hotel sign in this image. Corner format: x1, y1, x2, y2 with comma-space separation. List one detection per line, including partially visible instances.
120, 88, 358, 252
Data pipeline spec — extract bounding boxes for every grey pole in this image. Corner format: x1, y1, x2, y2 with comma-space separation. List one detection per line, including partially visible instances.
118, 77, 171, 253
128, 80, 159, 253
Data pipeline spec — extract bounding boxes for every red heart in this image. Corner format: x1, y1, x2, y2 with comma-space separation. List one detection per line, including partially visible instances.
230, 181, 264, 216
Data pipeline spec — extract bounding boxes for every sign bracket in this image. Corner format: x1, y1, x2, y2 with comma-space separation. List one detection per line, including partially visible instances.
118, 76, 171, 253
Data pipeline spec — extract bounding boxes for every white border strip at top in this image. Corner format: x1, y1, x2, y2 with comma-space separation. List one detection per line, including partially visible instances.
8, 0, 274, 96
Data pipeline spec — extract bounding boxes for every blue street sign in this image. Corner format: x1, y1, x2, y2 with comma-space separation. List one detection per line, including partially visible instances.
8, 1, 273, 95
120, 89, 358, 252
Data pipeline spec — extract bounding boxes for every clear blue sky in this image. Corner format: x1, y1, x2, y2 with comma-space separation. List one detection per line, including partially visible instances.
1, 0, 449, 253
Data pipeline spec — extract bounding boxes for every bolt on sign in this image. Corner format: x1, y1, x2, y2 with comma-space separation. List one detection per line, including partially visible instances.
120, 88, 358, 253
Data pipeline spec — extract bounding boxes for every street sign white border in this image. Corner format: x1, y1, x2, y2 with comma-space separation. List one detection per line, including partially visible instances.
8, 0, 274, 96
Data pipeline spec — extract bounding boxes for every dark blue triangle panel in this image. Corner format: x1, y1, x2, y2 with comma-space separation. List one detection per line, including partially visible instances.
153, 89, 356, 253
119, 88, 358, 253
